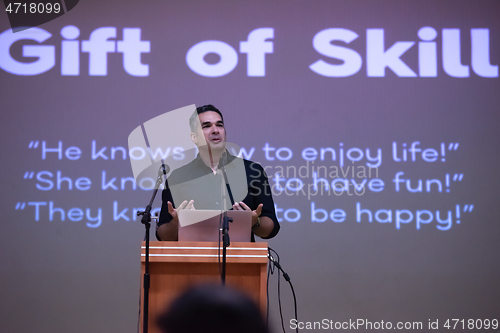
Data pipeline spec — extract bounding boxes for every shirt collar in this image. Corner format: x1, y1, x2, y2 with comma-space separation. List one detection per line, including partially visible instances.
194, 149, 236, 171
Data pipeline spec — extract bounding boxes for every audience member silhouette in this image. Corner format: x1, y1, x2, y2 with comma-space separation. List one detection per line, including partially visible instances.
157, 284, 269, 333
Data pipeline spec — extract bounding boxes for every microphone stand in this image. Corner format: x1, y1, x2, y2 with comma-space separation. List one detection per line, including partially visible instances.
137, 164, 168, 333
220, 153, 234, 285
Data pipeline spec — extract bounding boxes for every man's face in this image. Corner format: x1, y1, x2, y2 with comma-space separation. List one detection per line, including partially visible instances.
191, 111, 226, 149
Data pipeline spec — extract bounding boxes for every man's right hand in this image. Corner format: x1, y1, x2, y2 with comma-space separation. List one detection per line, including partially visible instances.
158, 200, 195, 241
167, 200, 195, 224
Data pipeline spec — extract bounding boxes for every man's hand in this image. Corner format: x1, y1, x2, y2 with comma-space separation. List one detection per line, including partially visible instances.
233, 201, 262, 227
158, 199, 196, 241
233, 201, 274, 238
167, 200, 195, 224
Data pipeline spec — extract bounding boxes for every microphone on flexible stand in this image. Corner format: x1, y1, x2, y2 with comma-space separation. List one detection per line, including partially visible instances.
159, 163, 170, 176
137, 161, 170, 333
220, 151, 234, 285
220, 151, 227, 170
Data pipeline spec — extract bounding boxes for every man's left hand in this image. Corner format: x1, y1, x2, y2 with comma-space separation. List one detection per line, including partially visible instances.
233, 202, 263, 227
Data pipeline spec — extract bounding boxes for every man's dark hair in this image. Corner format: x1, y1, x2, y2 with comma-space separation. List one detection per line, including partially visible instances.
189, 104, 224, 132
157, 284, 269, 333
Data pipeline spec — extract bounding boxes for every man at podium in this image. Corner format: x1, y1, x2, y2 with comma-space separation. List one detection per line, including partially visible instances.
156, 104, 280, 242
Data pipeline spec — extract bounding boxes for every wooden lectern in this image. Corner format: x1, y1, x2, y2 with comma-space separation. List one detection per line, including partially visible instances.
140, 241, 268, 333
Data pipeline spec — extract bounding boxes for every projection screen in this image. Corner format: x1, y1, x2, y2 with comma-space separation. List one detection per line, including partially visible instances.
1, 0, 499, 332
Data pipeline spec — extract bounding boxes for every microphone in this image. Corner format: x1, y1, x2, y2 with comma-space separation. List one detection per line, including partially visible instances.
219, 151, 227, 171
220, 151, 227, 168
158, 163, 170, 176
